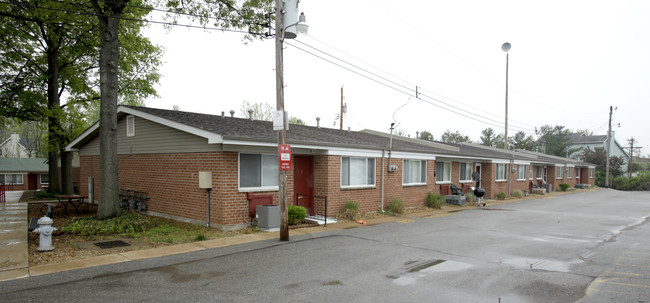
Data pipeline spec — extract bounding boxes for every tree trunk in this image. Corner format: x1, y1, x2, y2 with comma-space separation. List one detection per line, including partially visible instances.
96, 1, 127, 219
60, 150, 73, 194
46, 46, 60, 193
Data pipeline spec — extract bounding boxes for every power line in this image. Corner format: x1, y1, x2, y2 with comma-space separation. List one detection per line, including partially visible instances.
286, 39, 536, 134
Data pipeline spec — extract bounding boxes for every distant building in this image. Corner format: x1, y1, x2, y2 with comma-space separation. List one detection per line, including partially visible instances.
567, 131, 629, 172
0, 133, 30, 158
0, 157, 48, 190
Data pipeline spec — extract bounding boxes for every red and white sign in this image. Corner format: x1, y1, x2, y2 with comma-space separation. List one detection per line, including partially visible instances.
279, 144, 292, 171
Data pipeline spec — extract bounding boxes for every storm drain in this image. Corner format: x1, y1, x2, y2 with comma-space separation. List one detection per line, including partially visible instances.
94, 240, 131, 249
407, 259, 446, 273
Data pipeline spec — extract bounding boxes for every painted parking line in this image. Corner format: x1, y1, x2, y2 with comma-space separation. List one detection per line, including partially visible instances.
583, 249, 650, 299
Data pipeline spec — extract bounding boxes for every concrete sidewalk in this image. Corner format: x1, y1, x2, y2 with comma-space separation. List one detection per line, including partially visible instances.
0, 201, 29, 281
0, 189, 581, 282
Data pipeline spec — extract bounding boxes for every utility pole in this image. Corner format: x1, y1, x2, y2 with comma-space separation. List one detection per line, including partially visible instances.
275, 0, 288, 241
340, 86, 344, 130
626, 137, 642, 179
605, 106, 612, 188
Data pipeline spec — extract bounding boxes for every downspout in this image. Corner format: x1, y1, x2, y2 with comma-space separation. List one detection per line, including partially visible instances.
388, 123, 394, 170
380, 150, 385, 212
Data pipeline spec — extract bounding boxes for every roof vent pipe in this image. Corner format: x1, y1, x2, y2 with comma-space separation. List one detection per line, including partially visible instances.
248, 110, 254, 120
221, 111, 225, 118
316, 117, 320, 128
230, 110, 235, 117
348, 127, 350, 132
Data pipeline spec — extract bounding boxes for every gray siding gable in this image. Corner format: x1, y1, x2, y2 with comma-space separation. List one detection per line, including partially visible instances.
79, 115, 221, 156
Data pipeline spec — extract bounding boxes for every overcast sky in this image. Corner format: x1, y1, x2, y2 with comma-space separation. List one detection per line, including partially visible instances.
142, 0, 650, 156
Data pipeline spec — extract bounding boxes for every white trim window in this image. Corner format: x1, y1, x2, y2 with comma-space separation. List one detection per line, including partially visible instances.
536, 166, 543, 179
342, 157, 376, 187
529, 165, 534, 180
403, 159, 427, 185
575, 168, 580, 179
589, 168, 594, 178
556, 166, 564, 179
40, 174, 49, 184
496, 164, 508, 181
459, 162, 473, 182
126, 115, 135, 137
239, 153, 279, 190
517, 165, 526, 180
0, 174, 24, 185
435, 161, 451, 183
567, 167, 573, 178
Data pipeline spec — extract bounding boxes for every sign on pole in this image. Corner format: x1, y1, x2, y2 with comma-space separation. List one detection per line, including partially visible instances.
279, 144, 292, 170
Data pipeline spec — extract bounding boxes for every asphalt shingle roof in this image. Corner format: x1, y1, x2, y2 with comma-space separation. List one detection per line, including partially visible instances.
126, 106, 452, 153
0, 157, 48, 172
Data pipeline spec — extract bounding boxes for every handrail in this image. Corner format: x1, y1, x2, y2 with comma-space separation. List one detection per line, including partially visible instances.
295, 193, 328, 227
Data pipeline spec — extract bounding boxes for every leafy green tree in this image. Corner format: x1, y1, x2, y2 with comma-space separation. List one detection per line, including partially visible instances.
441, 129, 471, 143
535, 125, 578, 157
288, 117, 305, 125
480, 128, 501, 147
581, 147, 626, 186
0, 0, 161, 195
417, 130, 434, 141
510, 131, 536, 151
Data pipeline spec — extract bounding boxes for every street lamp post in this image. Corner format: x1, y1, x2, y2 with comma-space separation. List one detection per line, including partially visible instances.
502, 42, 511, 150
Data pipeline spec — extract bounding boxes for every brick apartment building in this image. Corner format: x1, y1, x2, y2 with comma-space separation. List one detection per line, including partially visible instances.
66, 106, 595, 230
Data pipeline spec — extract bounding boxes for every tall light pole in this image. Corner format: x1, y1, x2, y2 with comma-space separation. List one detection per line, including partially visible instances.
275, 0, 307, 241
502, 42, 511, 150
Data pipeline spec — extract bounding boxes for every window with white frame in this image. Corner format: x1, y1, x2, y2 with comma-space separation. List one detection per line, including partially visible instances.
126, 115, 135, 137
40, 174, 49, 184
556, 166, 563, 179
536, 166, 542, 179
459, 162, 473, 182
575, 168, 580, 179
496, 164, 508, 181
529, 165, 534, 180
239, 153, 279, 189
567, 167, 573, 178
0, 174, 23, 185
590, 168, 594, 178
342, 157, 376, 187
435, 161, 451, 183
517, 165, 526, 180
403, 159, 427, 185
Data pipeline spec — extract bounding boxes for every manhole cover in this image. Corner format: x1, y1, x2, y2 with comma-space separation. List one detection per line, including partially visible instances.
94, 240, 131, 249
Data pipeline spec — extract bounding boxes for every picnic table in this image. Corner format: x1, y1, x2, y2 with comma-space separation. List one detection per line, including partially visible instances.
53, 194, 90, 214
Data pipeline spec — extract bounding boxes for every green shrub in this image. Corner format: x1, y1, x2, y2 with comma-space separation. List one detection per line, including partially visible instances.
512, 189, 523, 198
344, 201, 359, 211
559, 183, 570, 192
62, 212, 152, 236
426, 192, 444, 209
288, 205, 307, 225
386, 198, 405, 215
340, 201, 361, 221
496, 192, 507, 200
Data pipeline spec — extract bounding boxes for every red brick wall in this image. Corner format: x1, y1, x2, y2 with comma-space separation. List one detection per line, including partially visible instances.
79, 151, 599, 230
80, 152, 268, 228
